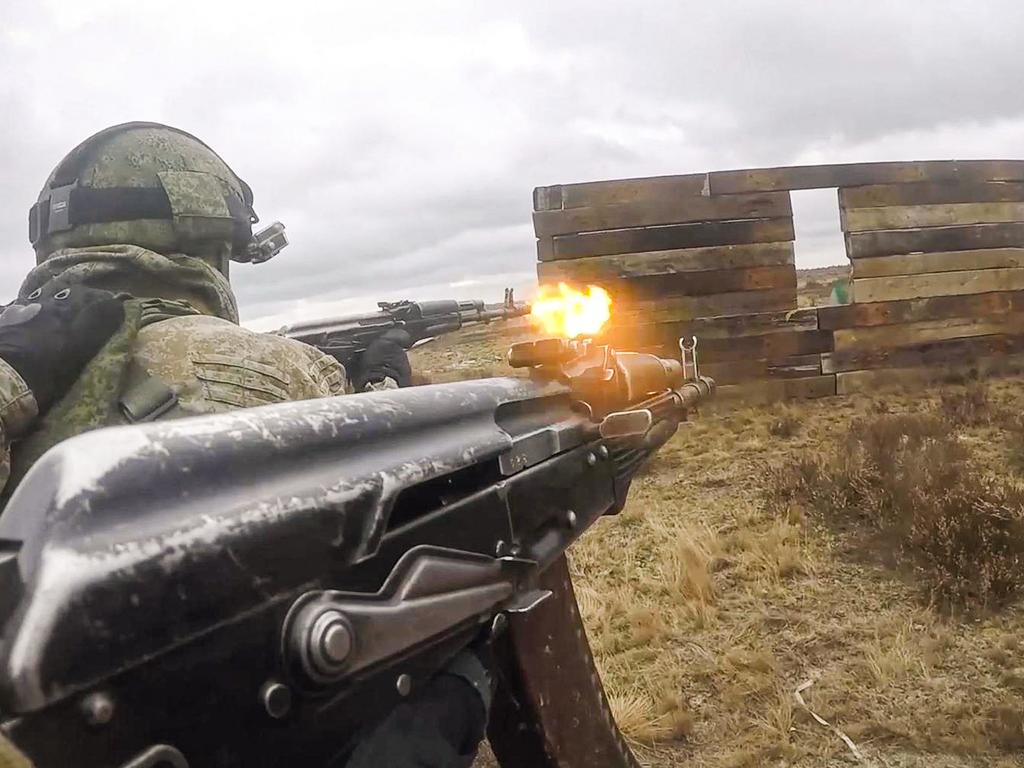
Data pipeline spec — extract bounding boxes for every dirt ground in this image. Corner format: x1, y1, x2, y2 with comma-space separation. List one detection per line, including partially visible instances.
410, 278, 1024, 768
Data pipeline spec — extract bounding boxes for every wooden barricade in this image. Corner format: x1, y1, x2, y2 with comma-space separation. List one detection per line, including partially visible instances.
533, 176, 798, 319
831, 173, 1024, 393
532, 175, 817, 398
599, 308, 833, 397
533, 161, 1024, 401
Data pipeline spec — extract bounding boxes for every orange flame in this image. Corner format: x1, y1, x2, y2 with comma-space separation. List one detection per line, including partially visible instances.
530, 283, 612, 338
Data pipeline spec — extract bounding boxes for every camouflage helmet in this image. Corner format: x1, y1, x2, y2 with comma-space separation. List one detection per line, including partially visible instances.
29, 122, 262, 274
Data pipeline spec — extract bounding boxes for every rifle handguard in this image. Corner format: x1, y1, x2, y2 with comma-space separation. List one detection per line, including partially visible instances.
509, 337, 713, 421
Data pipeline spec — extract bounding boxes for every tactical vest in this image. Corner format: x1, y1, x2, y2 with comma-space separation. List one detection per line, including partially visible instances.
6, 297, 199, 497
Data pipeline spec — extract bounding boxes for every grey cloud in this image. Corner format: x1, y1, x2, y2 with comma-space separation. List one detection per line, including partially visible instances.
3, 1, 1024, 325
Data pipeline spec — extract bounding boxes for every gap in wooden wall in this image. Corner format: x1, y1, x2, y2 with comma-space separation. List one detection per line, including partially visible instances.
790, 188, 847, 270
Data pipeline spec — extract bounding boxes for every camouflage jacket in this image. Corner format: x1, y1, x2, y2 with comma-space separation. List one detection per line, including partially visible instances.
0, 361, 40, 492
0, 245, 349, 498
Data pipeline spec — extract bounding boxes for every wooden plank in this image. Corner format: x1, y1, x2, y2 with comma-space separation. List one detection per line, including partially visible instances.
853, 267, 1024, 303
537, 243, 794, 284
619, 266, 796, 300
818, 290, 1024, 330
537, 218, 794, 261
839, 181, 1024, 209
832, 312, 1024, 352
836, 355, 1024, 395
599, 306, 818, 348
842, 202, 1024, 233
547, 266, 795, 302
693, 355, 822, 385
717, 375, 836, 402
845, 222, 1024, 259
681, 306, 819, 336
532, 173, 708, 212
709, 160, 1024, 195
533, 186, 562, 212
851, 248, 1024, 278
696, 329, 833, 363
822, 333, 1024, 374
611, 288, 796, 325
532, 192, 792, 237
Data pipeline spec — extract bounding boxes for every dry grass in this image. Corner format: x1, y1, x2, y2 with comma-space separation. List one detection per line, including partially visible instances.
767, 408, 1024, 612
574, 379, 1024, 767
416, 321, 1024, 768
938, 379, 994, 427
767, 405, 802, 439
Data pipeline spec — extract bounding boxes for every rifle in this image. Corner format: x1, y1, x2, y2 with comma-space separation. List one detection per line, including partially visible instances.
277, 292, 530, 376
0, 335, 713, 768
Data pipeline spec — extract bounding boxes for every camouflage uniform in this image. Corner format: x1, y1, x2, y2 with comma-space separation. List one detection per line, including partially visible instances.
0, 362, 39, 494
0, 122, 472, 768
0, 123, 349, 496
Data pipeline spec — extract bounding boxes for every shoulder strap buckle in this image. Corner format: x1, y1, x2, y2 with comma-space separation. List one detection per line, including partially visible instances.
119, 362, 182, 424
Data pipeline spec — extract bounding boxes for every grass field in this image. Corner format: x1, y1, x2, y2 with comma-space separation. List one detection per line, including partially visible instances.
410, 279, 1024, 768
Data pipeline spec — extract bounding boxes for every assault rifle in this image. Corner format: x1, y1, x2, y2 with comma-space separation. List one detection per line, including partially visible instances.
277, 291, 530, 377
0, 336, 712, 768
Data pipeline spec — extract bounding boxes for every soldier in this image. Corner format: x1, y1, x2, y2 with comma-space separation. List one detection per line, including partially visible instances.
0, 122, 486, 766
0, 122, 347, 496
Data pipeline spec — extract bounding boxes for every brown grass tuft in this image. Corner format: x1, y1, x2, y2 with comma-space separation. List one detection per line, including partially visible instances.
938, 380, 992, 426
669, 539, 717, 604
987, 704, 1024, 751
609, 691, 688, 744
767, 412, 1024, 612
766, 406, 801, 439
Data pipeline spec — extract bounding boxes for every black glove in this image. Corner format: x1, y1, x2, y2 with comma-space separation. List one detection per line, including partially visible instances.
345, 649, 491, 768
0, 282, 126, 412
357, 328, 413, 390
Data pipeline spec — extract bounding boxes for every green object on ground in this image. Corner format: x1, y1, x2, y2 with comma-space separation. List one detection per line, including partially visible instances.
830, 278, 852, 305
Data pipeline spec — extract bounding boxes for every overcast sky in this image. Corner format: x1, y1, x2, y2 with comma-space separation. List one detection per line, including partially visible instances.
3, 1, 1024, 328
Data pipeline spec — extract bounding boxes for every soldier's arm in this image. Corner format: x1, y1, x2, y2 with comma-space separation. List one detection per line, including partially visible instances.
0, 359, 39, 494
0, 283, 126, 495
356, 329, 412, 390
310, 352, 352, 396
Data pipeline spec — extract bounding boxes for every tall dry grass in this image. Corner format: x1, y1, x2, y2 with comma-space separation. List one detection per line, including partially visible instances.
767, 409, 1024, 612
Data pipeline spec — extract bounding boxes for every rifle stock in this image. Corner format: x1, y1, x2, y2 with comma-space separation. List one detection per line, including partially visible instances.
0, 338, 712, 768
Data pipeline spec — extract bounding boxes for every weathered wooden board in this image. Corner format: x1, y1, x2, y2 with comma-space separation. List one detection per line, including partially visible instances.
709, 160, 1024, 195
717, 375, 836, 401
832, 312, 1024, 352
537, 243, 795, 284
533, 192, 792, 237
552, 266, 795, 302
681, 307, 819, 336
853, 267, 1024, 303
845, 222, 1024, 259
623, 266, 796, 300
610, 288, 797, 325
599, 306, 817, 348
836, 355, 1024, 395
695, 355, 822, 385
822, 333, 1024, 374
818, 290, 1024, 330
851, 248, 1024, 278
842, 202, 1024, 233
533, 174, 708, 212
538, 218, 795, 261
696, 329, 833, 363
839, 181, 1024, 209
